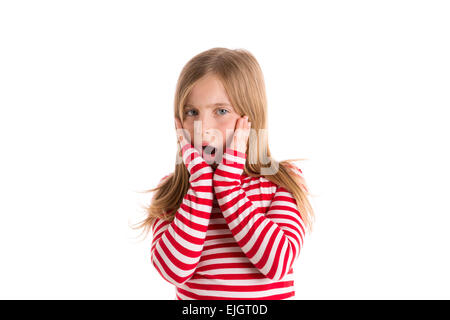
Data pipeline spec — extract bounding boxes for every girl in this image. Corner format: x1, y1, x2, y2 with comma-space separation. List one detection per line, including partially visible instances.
132, 47, 315, 300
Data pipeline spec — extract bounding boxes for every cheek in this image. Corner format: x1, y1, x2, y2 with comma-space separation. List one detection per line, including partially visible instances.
181, 122, 194, 141
219, 122, 237, 145
223, 128, 234, 140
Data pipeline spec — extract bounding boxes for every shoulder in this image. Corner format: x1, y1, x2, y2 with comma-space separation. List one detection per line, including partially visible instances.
157, 173, 173, 186
151, 173, 174, 198
281, 162, 310, 194
287, 163, 309, 194
283, 162, 304, 177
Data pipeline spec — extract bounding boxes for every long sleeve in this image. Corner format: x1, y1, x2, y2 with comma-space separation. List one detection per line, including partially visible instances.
151, 143, 214, 286
213, 148, 306, 281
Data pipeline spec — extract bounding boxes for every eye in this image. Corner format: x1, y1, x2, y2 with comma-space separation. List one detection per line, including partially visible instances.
217, 108, 229, 115
185, 109, 198, 117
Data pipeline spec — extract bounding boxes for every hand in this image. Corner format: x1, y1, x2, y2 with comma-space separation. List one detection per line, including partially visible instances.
228, 115, 251, 154
174, 117, 192, 150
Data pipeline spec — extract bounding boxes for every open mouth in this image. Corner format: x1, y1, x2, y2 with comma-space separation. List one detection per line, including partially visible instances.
202, 145, 216, 155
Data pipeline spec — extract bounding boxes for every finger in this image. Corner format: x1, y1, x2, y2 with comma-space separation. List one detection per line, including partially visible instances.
241, 116, 247, 128
174, 117, 182, 129
236, 116, 246, 130
175, 118, 188, 145
175, 118, 187, 139
242, 116, 249, 129
234, 118, 240, 131
178, 134, 190, 148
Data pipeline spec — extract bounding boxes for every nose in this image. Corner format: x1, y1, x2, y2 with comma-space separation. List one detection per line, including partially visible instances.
194, 114, 214, 131
193, 116, 215, 142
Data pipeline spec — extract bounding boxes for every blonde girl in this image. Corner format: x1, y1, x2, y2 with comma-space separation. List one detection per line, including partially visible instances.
132, 47, 315, 300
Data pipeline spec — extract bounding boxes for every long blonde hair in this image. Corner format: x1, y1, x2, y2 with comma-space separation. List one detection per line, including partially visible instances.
130, 47, 316, 239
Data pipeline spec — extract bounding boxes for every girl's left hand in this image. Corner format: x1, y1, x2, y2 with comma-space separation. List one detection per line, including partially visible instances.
228, 115, 251, 154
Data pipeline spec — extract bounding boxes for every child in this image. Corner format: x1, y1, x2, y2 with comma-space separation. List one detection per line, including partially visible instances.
132, 47, 315, 300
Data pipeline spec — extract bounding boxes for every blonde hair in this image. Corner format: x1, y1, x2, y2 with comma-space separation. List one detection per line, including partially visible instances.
130, 47, 316, 239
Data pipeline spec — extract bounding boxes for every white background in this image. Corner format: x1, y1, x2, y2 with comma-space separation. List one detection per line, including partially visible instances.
0, 1, 449, 299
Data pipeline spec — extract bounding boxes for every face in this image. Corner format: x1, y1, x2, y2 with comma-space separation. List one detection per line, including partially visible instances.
182, 74, 241, 165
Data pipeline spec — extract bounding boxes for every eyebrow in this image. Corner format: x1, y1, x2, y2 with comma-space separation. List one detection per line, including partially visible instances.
184, 102, 231, 108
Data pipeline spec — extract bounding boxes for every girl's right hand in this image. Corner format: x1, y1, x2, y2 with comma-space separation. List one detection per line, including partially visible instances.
175, 117, 213, 175
174, 116, 191, 150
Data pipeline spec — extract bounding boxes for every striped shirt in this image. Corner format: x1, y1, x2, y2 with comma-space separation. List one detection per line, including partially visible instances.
151, 143, 306, 300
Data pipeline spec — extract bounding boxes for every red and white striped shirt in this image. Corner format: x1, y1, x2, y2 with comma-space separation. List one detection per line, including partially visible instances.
151, 143, 306, 300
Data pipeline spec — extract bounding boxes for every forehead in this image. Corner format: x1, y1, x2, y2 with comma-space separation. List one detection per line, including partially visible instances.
185, 75, 231, 108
